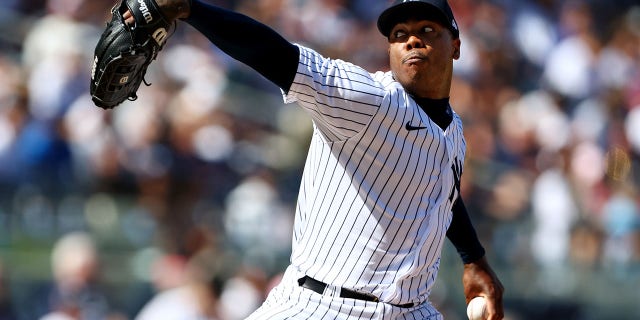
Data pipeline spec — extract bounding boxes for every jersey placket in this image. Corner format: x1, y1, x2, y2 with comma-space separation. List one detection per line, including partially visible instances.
443, 120, 460, 203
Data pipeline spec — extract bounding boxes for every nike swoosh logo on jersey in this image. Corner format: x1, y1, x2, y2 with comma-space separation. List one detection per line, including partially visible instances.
405, 121, 427, 131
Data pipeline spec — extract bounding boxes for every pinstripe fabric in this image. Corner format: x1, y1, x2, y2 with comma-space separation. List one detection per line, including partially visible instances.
252, 45, 466, 318
246, 266, 443, 319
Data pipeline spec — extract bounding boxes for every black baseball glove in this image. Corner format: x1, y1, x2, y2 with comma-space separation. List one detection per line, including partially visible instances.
90, 0, 184, 109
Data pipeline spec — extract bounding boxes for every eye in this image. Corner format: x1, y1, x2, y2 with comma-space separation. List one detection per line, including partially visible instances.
393, 30, 407, 39
423, 26, 434, 33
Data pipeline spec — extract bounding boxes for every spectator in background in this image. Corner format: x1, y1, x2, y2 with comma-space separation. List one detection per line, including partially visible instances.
30, 232, 113, 320
135, 253, 221, 320
135, 223, 231, 320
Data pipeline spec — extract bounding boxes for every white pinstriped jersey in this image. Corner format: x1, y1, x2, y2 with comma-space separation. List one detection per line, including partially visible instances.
257, 45, 465, 317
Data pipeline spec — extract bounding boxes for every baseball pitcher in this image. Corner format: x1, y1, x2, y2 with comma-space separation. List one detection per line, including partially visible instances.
90, 0, 504, 319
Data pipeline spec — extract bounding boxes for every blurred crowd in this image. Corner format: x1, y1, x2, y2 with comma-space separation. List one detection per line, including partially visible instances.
0, 0, 639, 319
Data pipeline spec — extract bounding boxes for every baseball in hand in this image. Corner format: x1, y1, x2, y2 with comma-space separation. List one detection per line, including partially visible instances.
466, 296, 487, 320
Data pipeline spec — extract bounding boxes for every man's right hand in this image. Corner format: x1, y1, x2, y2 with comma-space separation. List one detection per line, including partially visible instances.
462, 256, 505, 320
123, 0, 191, 25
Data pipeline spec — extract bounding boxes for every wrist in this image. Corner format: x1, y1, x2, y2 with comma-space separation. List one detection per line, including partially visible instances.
157, 0, 192, 21
463, 255, 487, 267
459, 245, 486, 264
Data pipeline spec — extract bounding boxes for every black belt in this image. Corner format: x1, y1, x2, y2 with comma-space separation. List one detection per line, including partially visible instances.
297, 276, 415, 308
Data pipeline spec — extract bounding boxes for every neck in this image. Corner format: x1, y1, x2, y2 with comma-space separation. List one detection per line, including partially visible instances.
413, 96, 452, 130
413, 96, 450, 108
404, 78, 452, 100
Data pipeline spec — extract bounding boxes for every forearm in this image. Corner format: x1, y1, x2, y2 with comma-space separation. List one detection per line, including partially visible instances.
446, 197, 485, 264
184, 0, 299, 91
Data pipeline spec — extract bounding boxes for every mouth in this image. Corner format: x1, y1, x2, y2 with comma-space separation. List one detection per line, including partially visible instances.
402, 52, 427, 64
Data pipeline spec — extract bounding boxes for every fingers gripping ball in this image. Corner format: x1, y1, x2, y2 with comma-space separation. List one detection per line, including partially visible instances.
90, 0, 173, 109
466, 296, 487, 320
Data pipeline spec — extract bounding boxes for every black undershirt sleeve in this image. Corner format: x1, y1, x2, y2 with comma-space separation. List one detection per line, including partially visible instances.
447, 197, 486, 264
184, 0, 299, 92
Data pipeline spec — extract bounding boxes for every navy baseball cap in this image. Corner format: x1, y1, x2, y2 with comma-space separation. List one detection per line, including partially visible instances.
377, 0, 459, 39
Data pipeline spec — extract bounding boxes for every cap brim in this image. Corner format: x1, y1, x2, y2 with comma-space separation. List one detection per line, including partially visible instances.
377, 2, 451, 37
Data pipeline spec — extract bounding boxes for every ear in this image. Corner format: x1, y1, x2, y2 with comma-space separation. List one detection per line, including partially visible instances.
452, 38, 461, 60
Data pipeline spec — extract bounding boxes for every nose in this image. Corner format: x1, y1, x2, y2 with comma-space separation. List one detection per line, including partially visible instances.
405, 34, 425, 50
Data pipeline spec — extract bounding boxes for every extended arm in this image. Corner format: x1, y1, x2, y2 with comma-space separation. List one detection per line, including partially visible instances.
447, 198, 504, 320
185, 0, 299, 91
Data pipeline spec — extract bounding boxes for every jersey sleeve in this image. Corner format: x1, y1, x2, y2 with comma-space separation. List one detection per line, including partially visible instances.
283, 45, 387, 141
